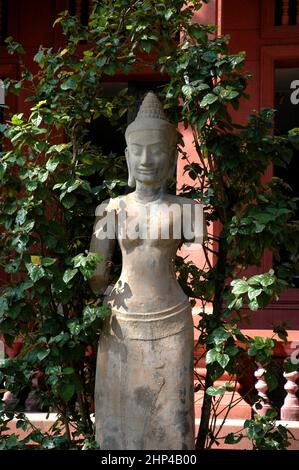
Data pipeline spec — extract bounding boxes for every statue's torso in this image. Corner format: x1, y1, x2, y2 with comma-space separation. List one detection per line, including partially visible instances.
106, 194, 189, 313
95, 193, 195, 450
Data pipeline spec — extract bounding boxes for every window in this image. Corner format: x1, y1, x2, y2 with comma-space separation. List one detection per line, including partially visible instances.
88, 81, 167, 156
86, 81, 168, 197
274, 67, 299, 287
0, 0, 8, 45
69, 0, 92, 26
275, 0, 299, 26
261, 1, 299, 39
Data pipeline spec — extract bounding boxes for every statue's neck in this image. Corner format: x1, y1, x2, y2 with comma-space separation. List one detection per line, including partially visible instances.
134, 182, 165, 202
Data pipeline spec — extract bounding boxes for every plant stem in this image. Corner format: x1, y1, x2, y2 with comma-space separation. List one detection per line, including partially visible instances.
78, 389, 93, 435
196, 235, 228, 449
196, 364, 213, 450
61, 411, 72, 445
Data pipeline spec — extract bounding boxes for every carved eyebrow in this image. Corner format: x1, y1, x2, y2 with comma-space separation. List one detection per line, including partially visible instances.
131, 142, 167, 147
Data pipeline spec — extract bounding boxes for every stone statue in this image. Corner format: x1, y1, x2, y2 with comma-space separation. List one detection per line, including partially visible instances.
89, 92, 206, 450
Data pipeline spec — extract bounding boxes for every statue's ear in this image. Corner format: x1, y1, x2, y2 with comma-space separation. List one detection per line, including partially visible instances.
167, 147, 178, 180
125, 148, 136, 188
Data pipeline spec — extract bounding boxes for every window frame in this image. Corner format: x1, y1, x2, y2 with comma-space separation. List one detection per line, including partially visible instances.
261, 0, 299, 39
259, 45, 299, 327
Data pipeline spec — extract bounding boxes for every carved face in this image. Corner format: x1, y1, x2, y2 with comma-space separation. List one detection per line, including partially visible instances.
127, 129, 174, 185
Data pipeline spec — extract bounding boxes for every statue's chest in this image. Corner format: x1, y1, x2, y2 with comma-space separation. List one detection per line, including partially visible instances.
116, 203, 182, 246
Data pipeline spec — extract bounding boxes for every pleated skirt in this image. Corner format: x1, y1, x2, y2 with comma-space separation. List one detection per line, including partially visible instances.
94, 301, 195, 450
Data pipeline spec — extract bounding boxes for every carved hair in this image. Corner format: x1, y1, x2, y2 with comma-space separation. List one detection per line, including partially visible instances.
125, 92, 176, 142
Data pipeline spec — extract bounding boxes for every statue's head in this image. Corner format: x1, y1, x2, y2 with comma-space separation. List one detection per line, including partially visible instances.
125, 92, 177, 188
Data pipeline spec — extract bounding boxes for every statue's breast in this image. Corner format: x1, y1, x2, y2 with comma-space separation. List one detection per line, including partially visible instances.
116, 202, 183, 248
119, 236, 177, 255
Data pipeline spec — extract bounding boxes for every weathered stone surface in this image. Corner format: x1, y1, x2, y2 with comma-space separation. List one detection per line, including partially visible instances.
95, 302, 194, 450
89, 92, 206, 450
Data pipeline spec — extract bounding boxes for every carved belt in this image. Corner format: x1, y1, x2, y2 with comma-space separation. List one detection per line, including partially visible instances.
103, 300, 193, 341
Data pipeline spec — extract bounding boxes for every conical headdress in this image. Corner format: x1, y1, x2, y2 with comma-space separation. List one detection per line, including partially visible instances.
136, 91, 167, 121
125, 92, 176, 143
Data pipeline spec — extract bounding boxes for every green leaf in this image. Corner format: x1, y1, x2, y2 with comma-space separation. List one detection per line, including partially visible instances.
17, 420, 29, 431
182, 85, 193, 99
11, 114, 24, 125
223, 89, 239, 100
0, 162, 7, 179
140, 41, 153, 53
15, 208, 27, 226
234, 297, 243, 310
253, 336, 267, 350
71, 253, 85, 268
60, 383, 75, 401
248, 287, 262, 300
217, 353, 230, 368
194, 83, 210, 92
207, 327, 231, 346
164, 9, 174, 20
50, 331, 70, 345
231, 280, 248, 295
26, 263, 46, 282
61, 75, 80, 90
62, 367, 74, 375
39, 294, 51, 309
47, 143, 72, 154
6, 37, 25, 55
259, 272, 276, 287
206, 385, 226, 396
46, 157, 60, 172
33, 100, 47, 109
26, 180, 38, 192
83, 304, 111, 323
5, 259, 21, 274
34, 49, 45, 66
0, 297, 9, 316
61, 193, 76, 208
206, 349, 229, 368
37, 348, 50, 361
63, 268, 78, 284
67, 319, 82, 336
264, 370, 278, 393
206, 348, 218, 364
103, 63, 116, 76
42, 257, 56, 267
22, 220, 35, 232
67, 180, 81, 193
224, 433, 243, 444
225, 344, 240, 357
200, 93, 218, 107
38, 170, 49, 183
121, 62, 131, 75
202, 51, 218, 62
248, 298, 259, 311
31, 113, 42, 127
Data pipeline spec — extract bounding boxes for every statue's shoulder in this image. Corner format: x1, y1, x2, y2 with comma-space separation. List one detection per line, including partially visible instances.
95, 196, 124, 217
